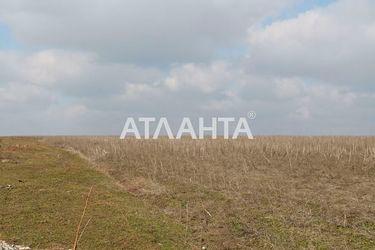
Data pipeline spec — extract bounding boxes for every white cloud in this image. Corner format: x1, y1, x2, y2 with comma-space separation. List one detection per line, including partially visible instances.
122, 82, 161, 100
163, 62, 234, 93
294, 105, 311, 120
0, 82, 55, 113
274, 78, 303, 99
21, 50, 93, 86
0, 48, 373, 135
0, 0, 374, 135
59, 104, 88, 119
247, 0, 375, 86
0, 50, 93, 86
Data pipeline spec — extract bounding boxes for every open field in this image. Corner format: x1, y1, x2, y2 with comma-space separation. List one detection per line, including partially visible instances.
0, 137, 187, 249
1, 136, 375, 249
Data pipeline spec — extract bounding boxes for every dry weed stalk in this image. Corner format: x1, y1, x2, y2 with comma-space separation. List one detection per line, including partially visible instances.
72, 186, 93, 250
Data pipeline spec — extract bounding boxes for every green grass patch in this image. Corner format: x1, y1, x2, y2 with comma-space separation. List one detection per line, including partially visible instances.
0, 137, 188, 249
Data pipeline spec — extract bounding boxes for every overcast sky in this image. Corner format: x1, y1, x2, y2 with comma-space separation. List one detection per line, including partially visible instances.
0, 0, 374, 136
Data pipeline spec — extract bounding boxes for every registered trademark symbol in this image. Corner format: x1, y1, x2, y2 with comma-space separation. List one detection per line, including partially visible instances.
247, 111, 256, 120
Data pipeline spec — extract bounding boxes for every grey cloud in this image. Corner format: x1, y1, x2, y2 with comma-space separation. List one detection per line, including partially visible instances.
0, 0, 374, 136
0, 0, 296, 65
0, 50, 374, 135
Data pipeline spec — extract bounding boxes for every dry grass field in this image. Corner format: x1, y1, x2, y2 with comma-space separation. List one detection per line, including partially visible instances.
44, 136, 375, 249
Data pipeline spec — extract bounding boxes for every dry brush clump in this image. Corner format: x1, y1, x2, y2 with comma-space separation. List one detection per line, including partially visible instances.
46, 136, 375, 249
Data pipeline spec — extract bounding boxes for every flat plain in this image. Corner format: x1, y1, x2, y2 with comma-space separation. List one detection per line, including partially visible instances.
1, 136, 375, 249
